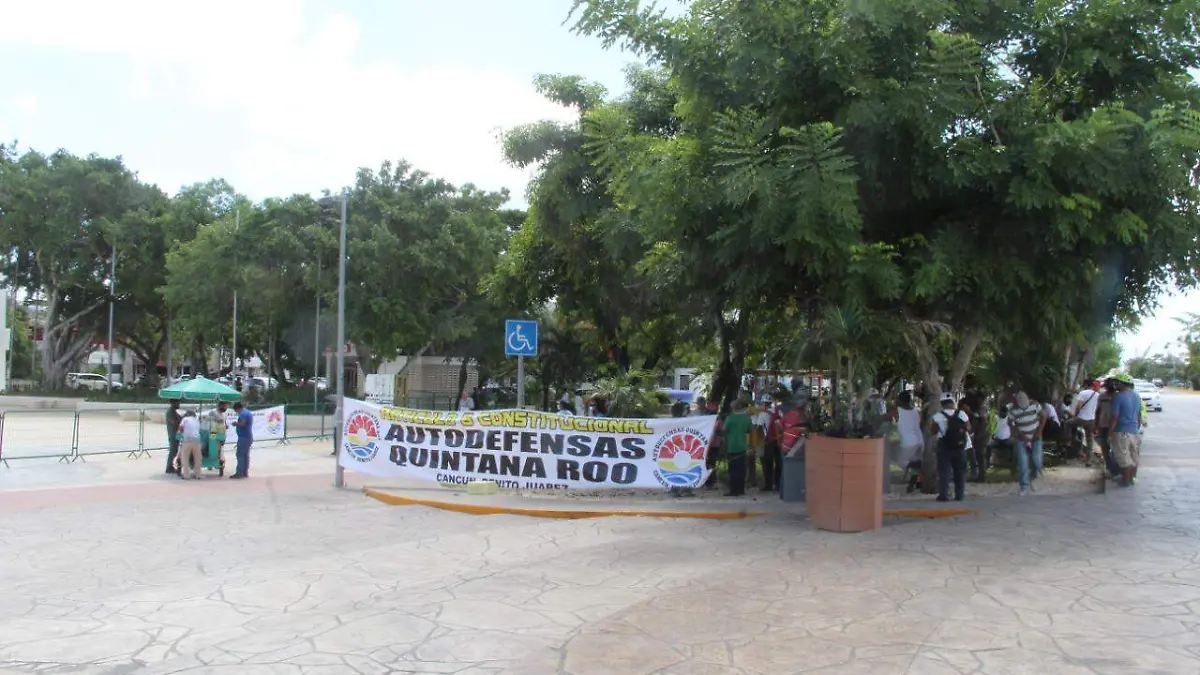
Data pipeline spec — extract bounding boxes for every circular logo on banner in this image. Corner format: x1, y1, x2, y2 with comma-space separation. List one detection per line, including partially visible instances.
343, 411, 382, 463
266, 409, 284, 435
652, 429, 709, 488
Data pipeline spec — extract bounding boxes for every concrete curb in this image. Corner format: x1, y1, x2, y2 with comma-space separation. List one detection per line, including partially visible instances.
363, 488, 771, 520
362, 488, 981, 521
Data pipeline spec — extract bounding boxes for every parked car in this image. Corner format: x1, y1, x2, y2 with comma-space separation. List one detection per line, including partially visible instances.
1152, 378, 1164, 388
251, 376, 279, 390
1135, 381, 1163, 412
66, 373, 122, 391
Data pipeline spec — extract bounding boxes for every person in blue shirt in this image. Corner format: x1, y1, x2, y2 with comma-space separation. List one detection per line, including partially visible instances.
230, 402, 254, 479
1108, 373, 1143, 488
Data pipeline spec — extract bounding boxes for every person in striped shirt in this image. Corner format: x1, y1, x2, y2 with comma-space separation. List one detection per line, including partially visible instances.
1008, 391, 1044, 495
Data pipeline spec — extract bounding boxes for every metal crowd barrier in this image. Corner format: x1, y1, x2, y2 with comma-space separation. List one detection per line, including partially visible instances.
0, 404, 308, 468
0, 398, 468, 467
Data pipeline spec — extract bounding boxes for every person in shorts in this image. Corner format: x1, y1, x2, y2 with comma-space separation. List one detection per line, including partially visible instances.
1109, 373, 1143, 488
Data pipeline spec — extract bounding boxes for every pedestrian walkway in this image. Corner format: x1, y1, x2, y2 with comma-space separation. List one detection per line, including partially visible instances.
0, 402, 1197, 673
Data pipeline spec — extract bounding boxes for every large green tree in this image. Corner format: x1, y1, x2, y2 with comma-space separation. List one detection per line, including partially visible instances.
0, 146, 160, 387
340, 161, 512, 374
570, 0, 1200, 406
493, 72, 706, 380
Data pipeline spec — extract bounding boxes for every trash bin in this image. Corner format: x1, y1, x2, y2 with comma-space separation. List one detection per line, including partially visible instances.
780, 454, 806, 503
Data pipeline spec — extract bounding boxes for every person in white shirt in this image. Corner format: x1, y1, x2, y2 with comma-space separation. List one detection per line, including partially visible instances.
178, 412, 203, 480
929, 393, 972, 502
458, 391, 475, 413
895, 392, 924, 467
1065, 379, 1099, 462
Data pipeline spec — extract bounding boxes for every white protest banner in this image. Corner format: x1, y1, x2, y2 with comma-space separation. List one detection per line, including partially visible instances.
338, 398, 717, 490
224, 405, 286, 441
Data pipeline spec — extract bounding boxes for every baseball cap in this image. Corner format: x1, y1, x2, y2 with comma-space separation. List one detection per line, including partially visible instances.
939, 392, 955, 404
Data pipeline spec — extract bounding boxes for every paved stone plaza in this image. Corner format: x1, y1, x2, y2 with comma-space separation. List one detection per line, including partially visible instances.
1, 395, 1199, 674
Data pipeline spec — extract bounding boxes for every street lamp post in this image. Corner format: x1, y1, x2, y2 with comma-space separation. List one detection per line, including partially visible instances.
231, 209, 240, 384
319, 193, 349, 489
106, 241, 116, 394
313, 258, 321, 408
335, 193, 348, 488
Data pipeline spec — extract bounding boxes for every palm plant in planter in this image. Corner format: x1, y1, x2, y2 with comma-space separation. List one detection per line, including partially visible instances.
800, 302, 902, 439
798, 300, 906, 532
590, 369, 663, 418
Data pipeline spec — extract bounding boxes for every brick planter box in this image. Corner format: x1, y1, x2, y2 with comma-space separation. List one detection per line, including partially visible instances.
805, 435, 885, 533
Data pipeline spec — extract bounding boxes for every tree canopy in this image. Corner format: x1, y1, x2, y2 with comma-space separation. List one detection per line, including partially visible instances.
2, 0, 1198, 405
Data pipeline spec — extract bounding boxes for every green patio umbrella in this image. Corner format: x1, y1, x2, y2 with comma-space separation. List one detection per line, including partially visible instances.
157, 376, 242, 402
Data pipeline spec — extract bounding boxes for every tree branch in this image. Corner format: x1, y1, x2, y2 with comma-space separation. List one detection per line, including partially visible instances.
47, 296, 107, 337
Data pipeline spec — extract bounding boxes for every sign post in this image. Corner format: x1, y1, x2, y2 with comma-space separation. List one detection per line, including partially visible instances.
504, 320, 538, 408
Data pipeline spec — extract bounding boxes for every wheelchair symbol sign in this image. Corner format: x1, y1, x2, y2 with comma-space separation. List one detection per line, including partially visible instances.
505, 320, 538, 357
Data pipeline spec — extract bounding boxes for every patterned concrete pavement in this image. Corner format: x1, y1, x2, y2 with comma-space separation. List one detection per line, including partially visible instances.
1, 395, 1199, 674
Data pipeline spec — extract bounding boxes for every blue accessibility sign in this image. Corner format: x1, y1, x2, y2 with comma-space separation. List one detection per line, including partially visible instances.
504, 320, 538, 357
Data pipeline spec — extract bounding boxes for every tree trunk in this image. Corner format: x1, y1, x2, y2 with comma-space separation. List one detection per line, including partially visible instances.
456, 357, 470, 404
947, 328, 983, 395
710, 308, 749, 410
38, 288, 107, 389
910, 326, 983, 494
354, 343, 383, 375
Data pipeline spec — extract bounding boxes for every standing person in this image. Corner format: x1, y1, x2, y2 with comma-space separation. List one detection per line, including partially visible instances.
1095, 378, 1120, 479
703, 398, 722, 488
896, 392, 925, 481
1008, 391, 1044, 495
744, 400, 764, 488
329, 398, 342, 457
963, 390, 990, 482
988, 403, 1014, 475
574, 390, 586, 417
761, 400, 783, 491
930, 394, 971, 502
749, 399, 771, 489
722, 400, 752, 497
556, 400, 575, 416
458, 390, 475, 413
230, 402, 254, 479
178, 411, 202, 480
164, 399, 183, 475
1066, 379, 1100, 462
1109, 373, 1143, 488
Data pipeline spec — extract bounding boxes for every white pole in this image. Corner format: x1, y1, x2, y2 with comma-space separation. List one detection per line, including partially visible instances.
517, 356, 525, 409
106, 241, 116, 394
1, 292, 8, 392
5, 260, 16, 390
313, 259, 320, 408
166, 314, 173, 384
232, 208, 240, 381
335, 193, 348, 488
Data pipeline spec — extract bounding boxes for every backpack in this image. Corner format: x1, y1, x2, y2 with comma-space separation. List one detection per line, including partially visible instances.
939, 411, 968, 453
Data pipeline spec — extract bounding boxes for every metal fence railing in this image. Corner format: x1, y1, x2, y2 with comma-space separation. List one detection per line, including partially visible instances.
0, 397, 475, 467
